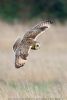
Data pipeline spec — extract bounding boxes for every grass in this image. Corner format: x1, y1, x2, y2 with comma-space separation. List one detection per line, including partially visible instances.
0, 79, 66, 99
0, 21, 67, 99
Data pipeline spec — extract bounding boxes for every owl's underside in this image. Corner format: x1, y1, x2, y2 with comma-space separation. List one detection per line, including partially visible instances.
13, 21, 51, 68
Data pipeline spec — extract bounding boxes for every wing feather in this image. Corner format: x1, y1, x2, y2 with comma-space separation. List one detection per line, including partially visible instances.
23, 21, 50, 40
13, 38, 21, 52
15, 40, 31, 68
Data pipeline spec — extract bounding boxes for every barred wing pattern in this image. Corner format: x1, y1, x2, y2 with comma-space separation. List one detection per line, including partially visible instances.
13, 21, 51, 68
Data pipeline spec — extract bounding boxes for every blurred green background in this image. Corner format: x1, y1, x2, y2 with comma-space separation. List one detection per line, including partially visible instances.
0, 0, 67, 22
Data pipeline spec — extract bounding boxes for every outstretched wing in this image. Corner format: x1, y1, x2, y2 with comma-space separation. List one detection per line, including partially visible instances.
13, 21, 51, 52
23, 21, 51, 40
15, 43, 29, 68
14, 38, 34, 68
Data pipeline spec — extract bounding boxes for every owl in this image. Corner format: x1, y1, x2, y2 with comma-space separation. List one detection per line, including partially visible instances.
13, 21, 52, 68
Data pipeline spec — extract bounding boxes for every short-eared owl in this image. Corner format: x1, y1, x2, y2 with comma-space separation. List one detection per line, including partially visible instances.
13, 21, 51, 68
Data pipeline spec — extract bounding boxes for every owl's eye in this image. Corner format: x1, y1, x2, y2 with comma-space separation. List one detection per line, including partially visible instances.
36, 44, 39, 47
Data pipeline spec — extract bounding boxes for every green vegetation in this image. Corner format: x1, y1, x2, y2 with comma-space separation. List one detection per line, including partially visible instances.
0, 80, 63, 99
0, 0, 67, 22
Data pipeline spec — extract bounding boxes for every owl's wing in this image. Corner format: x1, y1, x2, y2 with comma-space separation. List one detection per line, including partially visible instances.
14, 38, 33, 68
23, 21, 51, 40
13, 38, 21, 52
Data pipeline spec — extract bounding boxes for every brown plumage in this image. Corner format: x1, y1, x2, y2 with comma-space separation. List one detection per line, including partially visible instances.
13, 21, 51, 68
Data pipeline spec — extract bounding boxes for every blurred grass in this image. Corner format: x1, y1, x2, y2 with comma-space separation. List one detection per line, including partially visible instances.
0, 79, 66, 99
0, 21, 67, 99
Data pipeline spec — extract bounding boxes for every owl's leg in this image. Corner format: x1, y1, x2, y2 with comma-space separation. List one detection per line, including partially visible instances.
31, 41, 40, 50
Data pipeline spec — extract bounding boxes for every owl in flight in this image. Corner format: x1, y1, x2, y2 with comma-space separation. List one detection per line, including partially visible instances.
13, 21, 52, 68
